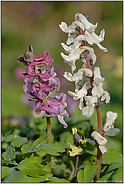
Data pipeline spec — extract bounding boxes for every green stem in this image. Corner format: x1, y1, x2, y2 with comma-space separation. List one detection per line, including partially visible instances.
46, 117, 52, 174
42, 92, 52, 174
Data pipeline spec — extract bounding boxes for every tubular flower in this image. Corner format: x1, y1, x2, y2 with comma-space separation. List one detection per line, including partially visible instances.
91, 131, 107, 154
103, 111, 118, 132
92, 67, 105, 98
17, 45, 69, 128
82, 95, 98, 117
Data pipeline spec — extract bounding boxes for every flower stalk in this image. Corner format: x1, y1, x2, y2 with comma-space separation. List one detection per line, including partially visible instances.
46, 117, 52, 173
94, 105, 103, 181
77, 17, 103, 180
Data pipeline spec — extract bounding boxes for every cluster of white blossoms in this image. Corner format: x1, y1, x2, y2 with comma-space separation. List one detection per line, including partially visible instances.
59, 13, 110, 118
60, 13, 119, 154
91, 111, 118, 154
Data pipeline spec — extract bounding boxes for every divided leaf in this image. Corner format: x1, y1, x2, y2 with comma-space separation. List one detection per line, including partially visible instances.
1, 166, 15, 180
11, 137, 28, 147
102, 150, 122, 165
83, 165, 98, 182
2, 146, 15, 161
48, 176, 70, 183
17, 157, 47, 177
3, 170, 30, 183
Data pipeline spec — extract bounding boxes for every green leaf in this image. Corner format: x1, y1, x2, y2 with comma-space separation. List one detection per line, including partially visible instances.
45, 150, 60, 156
106, 163, 122, 173
102, 150, 122, 165
6, 134, 19, 142
48, 176, 70, 183
38, 143, 65, 156
28, 174, 51, 183
37, 150, 47, 157
12, 129, 21, 135
2, 146, 15, 161
11, 137, 28, 147
77, 169, 84, 183
98, 171, 114, 183
21, 143, 32, 154
3, 170, 30, 183
112, 166, 123, 181
66, 134, 74, 145
17, 157, 47, 177
83, 165, 98, 182
1, 166, 15, 180
29, 137, 45, 152
2, 142, 9, 149
59, 131, 71, 144
51, 161, 66, 170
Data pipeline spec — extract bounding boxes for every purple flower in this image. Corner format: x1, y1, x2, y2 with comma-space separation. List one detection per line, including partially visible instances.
17, 45, 69, 128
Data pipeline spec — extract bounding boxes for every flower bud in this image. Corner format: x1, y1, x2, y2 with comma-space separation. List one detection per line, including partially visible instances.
24, 51, 34, 62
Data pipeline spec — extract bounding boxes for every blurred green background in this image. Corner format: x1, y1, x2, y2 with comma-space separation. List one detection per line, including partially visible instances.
1, 1, 123, 151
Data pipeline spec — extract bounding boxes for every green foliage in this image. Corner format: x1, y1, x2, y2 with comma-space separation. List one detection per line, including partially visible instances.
48, 176, 70, 183
11, 137, 28, 147
1, 166, 15, 180
77, 165, 98, 183
102, 149, 122, 165
98, 150, 123, 182
17, 157, 47, 177
2, 146, 15, 161
3, 170, 30, 183
1, 116, 123, 183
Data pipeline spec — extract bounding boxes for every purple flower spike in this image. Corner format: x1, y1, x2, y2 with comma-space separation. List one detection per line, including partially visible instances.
17, 45, 69, 128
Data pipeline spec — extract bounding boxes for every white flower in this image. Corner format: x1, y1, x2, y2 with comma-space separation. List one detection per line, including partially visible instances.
85, 30, 108, 52
68, 82, 90, 101
91, 131, 107, 154
59, 21, 85, 34
92, 67, 105, 98
61, 46, 87, 73
103, 111, 118, 132
66, 33, 77, 45
82, 95, 97, 117
101, 91, 110, 103
59, 22, 76, 33
75, 13, 98, 32
61, 44, 96, 73
75, 13, 108, 52
63, 70, 83, 82
63, 68, 92, 83
99, 145, 107, 154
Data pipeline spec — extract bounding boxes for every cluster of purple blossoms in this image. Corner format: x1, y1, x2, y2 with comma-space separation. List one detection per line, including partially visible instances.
17, 45, 69, 128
